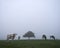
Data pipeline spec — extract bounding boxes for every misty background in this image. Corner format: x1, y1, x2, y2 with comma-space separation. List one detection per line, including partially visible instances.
0, 0, 60, 40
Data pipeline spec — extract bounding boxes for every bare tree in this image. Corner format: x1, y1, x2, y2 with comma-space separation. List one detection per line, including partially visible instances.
42, 34, 47, 40
50, 35, 55, 40
23, 31, 35, 39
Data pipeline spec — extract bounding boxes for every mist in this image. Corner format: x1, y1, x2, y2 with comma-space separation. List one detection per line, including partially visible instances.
0, 0, 60, 40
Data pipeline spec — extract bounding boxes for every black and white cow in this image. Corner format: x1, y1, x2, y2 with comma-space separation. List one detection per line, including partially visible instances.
7, 33, 17, 40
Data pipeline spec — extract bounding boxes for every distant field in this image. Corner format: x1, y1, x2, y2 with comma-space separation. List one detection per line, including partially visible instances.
0, 40, 60, 48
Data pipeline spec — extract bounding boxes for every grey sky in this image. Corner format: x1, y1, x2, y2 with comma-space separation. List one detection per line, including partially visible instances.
0, 0, 60, 40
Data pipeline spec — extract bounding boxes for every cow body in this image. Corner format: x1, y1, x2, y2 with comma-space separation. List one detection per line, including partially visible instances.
7, 34, 17, 40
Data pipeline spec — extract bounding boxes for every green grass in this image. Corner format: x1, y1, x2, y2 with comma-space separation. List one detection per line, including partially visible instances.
0, 40, 60, 48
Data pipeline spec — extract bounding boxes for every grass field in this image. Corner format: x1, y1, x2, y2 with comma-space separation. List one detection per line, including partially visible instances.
0, 40, 60, 48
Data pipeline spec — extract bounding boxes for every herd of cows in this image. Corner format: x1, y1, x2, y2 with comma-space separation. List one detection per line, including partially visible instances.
7, 33, 55, 40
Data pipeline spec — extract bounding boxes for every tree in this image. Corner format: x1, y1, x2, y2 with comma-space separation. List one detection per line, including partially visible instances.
23, 31, 35, 39
50, 35, 55, 40
42, 34, 47, 40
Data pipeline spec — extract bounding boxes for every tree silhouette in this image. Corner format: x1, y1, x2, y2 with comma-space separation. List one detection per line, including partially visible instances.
23, 31, 35, 39
50, 35, 55, 40
42, 34, 47, 40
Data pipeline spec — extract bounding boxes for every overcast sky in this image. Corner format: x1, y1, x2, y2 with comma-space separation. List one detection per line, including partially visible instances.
0, 0, 60, 40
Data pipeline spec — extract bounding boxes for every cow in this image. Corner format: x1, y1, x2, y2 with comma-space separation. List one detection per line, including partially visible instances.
7, 33, 17, 40
50, 35, 55, 40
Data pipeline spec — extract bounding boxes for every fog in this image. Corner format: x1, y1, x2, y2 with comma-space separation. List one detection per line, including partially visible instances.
0, 0, 60, 40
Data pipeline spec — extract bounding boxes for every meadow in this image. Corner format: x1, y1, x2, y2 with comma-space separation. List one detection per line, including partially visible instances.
0, 40, 60, 48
